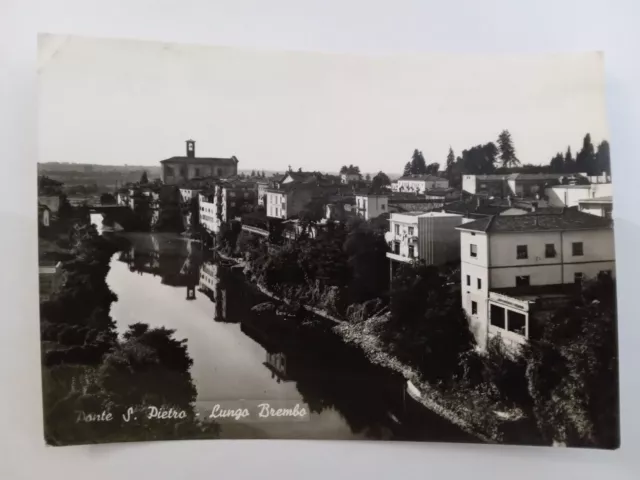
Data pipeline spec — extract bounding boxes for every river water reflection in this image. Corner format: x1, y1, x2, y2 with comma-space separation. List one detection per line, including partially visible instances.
104, 229, 474, 442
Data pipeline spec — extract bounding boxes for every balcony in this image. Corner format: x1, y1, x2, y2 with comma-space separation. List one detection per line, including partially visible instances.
386, 252, 412, 263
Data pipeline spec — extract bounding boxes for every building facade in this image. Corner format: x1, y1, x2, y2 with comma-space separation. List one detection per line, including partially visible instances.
457, 209, 615, 350
355, 194, 388, 220
579, 196, 613, 218
340, 172, 361, 184
265, 184, 315, 220
385, 212, 466, 265
161, 140, 238, 185
396, 175, 449, 193
546, 183, 613, 208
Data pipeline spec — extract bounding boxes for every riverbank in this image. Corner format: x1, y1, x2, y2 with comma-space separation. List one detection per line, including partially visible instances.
216, 248, 504, 443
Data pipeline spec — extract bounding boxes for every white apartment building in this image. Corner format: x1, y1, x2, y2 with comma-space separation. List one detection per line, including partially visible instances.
457, 209, 614, 350
199, 183, 255, 233
385, 211, 466, 265
579, 196, 613, 218
199, 191, 219, 233
340, 172, 361, 184
397, 175, 449, 194
355, 194, 388, 220
545, 183, 613, 208
179, 187, 201, 204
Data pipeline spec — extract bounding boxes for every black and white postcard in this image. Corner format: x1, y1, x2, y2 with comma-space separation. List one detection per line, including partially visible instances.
37, 35, 619, 448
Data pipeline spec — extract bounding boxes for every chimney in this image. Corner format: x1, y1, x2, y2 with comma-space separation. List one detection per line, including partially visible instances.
186, 139, 196, 158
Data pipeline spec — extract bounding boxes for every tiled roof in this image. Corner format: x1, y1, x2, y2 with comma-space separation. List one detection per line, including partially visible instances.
457, 208, 612, 233
160, 156, 238, 164
398, 174, 448, 182
443, 200, 513, 216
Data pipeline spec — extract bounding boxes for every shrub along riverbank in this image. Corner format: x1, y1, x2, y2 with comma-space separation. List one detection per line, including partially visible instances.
39, 222, 218, 445
222, 217, 619, 448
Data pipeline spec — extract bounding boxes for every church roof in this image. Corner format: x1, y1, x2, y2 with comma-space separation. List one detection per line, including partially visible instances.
160, 156, 238, 164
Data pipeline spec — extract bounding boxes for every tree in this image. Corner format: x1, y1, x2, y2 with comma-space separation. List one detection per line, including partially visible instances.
100, 193, 116, 205
549, 153, 565, 173
403, 162, 412, 176
459, 143, 498, 175
371, 171, 391, 191
497, 130, 520, 168
251, 170, 256, 177
340, 165, 348, 174
596, 140, 611, 175
365, 173, 371, 181
523, 275, 619, 448
425, 163, 440, 175
576, 133, 597, 174
140, 171, 149, 184
409, 149, 428, 175
564, 146, 576, 173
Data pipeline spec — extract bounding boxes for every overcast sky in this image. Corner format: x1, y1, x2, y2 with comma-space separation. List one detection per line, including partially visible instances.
38, 34, 609, 173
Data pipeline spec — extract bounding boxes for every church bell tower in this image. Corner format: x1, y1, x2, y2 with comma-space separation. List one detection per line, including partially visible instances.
186, 139, 196, 158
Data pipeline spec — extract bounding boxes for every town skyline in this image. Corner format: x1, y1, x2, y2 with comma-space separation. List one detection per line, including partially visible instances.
39, 34, 609, 172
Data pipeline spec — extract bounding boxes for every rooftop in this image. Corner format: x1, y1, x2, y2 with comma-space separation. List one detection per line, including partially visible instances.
161, 156, 238, 164
579, 196, 613, 204
457, 208, 612, 233
398, 174, 448, 182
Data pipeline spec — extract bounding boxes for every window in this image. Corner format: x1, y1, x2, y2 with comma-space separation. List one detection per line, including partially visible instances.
394, 224, 400, 235
516, 275, 530, 287
471, 301, 478, 315
195, 168, 200, 177
466, 275, 471, 286
381, 204, 386, 211
545, 243, 556, 258
507, 310, 526, 335
477, 278, 482, 290
490, 304, 506, 329
394, 242, 400, 254
408, 227, 415, 236
572, 242, 584, 256
217, 168, 223, 176
470, 244, 477, 258
574, 272, 583, 284
165, 166, 174, 176
408, 245, 415, 258
180, 166, 187, 176
517, 245, 528, 259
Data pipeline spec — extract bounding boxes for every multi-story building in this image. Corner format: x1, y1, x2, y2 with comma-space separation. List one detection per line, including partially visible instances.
355, 193, 388, 220
545, 182, 613, 208
385, 211, 466, 265
161, 140, 238, 185
579, 196, 613, 218
199, 182, 256, 233
179, 187, 202, 204
457, 209, 614, 350
462, 173, 587, 197
265, 184, 316, 220
397, 174, 449, 194
340, 172, 361, 184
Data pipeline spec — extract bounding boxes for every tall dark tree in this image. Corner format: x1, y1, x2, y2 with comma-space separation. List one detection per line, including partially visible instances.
564, 146, 576, 173
549, 153, 565, 173
371, 171, 391, 191
576, 133, 597, 174
365, 173, 371, 181
497, 129, 520, 168
425, 163, 440, 175
251, 169, 256, 177
409, 149, 428, 175
340, 165, 348, 174
459, 143, 498, 175
596, 140, 611, 175
403, 162, 412, 176
140, 171, 149, 184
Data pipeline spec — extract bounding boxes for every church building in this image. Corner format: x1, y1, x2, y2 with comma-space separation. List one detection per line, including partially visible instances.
161, 140, 238, 184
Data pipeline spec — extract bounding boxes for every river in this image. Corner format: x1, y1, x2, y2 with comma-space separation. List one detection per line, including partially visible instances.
93, 216, 474, 442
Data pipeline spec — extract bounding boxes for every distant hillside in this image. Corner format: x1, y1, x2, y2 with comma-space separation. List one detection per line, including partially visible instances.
38, 163, 162, 190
